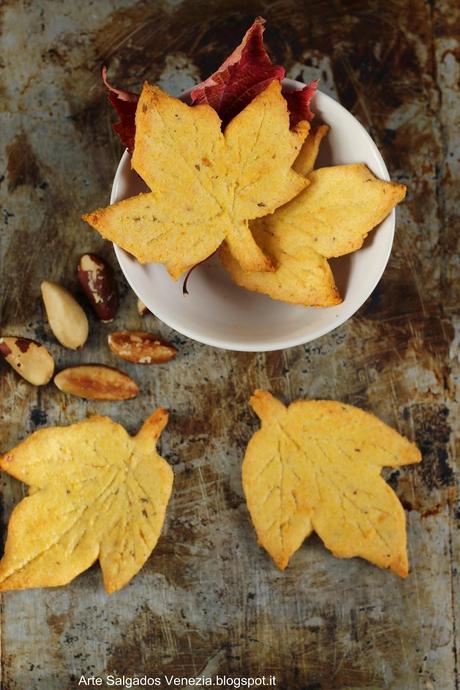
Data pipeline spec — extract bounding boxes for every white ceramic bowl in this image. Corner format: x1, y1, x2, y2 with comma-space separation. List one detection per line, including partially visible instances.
112, 78, 394, 352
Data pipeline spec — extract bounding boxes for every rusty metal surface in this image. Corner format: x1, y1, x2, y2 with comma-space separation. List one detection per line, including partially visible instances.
0, 1, 459, 688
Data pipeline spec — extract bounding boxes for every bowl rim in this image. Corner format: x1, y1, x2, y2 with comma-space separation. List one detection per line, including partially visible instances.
112, 78, 394, 352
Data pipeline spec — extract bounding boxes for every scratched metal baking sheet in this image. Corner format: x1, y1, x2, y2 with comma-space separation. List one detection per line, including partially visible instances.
0, 1, 458, 688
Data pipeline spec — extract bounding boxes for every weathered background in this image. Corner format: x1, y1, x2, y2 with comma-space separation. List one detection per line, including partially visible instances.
0, 1, 459, 688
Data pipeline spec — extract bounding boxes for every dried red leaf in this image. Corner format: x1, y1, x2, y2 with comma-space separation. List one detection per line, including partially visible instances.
284, 80, 319, 126
102, 21, 318, 158
102, 66, 138, 154
190, 17, 285, 126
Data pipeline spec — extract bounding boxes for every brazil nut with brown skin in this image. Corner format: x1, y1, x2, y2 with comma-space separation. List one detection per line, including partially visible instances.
0, 337, 55, 385
54, 364, 139, 400
77, 253, 119, 322
108, 331, 177, 364
137, 298, 150, 316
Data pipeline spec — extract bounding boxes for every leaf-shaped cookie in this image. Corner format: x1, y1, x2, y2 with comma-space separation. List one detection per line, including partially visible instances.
243, 391, 421, 575
293, 124, 330, 176
221, 164, 406, 306
0, 409, 173, 593
83, 80, 309, 279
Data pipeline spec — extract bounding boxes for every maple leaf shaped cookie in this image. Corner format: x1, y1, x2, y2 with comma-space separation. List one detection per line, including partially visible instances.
243, 391, 421, 575
221, 163, 406, 306
293, 124, 330, 176
84, 80, 309, 279
0, 409, 173, 593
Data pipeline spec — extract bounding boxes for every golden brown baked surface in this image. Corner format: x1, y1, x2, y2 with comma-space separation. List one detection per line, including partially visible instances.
222, 164, 406, 306
243, 390, 421, 575
0, 409, 173, 593
84, 80, 309, 279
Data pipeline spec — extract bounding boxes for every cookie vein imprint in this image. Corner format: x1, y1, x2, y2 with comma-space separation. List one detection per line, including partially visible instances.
243, 391, 421, 575
0, 409, 173, 593
83, 80, 309, 279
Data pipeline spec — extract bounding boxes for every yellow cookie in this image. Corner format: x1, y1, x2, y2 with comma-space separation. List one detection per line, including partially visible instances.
243, 390, 421, 575
0, 409, 173, 593
222, 164, 406, 306
84, 81, 309, 278
293, 123, 330, 176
